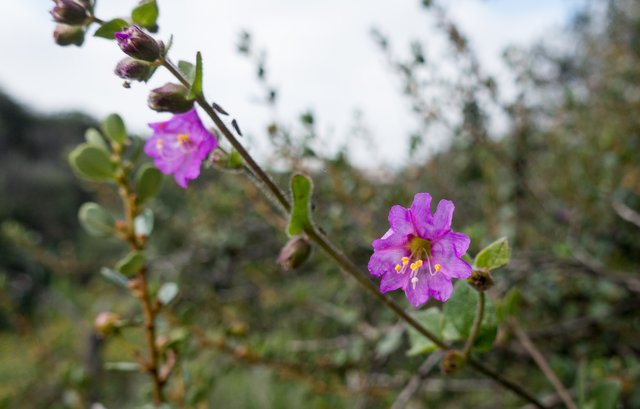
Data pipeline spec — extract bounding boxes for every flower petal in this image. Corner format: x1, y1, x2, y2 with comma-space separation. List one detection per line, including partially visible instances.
368, 248, 407, 277
431, 240, 472, 279
380, 269, 410, 293
441, 231, 470, 257
372, 231, 408, 251
426, 273, 454, 302
409, 193, 434, 239
388, 205, 414, 236
403, 273, 431, 307
420, 199, 454, 238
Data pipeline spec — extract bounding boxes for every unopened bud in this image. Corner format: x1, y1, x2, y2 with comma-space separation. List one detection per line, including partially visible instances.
148, 83, 193, 113
114, 57, 151, 81
114, 26, 162, 62
53, 24, 85, 46
50, 0, 89, 25
94, 312, 120, 337
440, 350, 465, 374
277, 235, 312, 271
468, 269, 494, 292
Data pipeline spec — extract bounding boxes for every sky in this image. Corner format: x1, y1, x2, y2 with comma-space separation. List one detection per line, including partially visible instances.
1, 0, 583, 167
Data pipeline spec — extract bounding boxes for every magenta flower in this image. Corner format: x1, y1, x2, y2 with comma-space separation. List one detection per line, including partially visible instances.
368, 193, 472, 307
144, 108, 217, 188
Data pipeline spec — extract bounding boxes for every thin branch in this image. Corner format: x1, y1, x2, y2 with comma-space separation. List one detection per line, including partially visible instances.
390, 351, 443, 409
511, 319, 577, 409
463, 291, 485, 357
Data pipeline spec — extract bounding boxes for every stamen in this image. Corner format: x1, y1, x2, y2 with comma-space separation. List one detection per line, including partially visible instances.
155, 139, 164, 151
434, 264, 441, 272
415, 260, 423, 268
177, 133, 191, 145
394, 264, 402, 272
401, 257, 409, 265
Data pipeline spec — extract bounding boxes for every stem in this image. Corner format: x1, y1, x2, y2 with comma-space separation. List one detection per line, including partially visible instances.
511, 320, 578, 409
113, 149, 165, 405
463, 291, 485, 357
161, 59, 291, 215
157, 51, 546, 409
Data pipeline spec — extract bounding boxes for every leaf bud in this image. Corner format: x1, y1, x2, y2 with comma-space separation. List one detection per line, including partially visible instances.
94, 312, 121, 338
440, 350, 465, 374
53, 24, 85, 46
277, 234, 312, 271
148, 82, 194, 113
114, 26, 162, 62
468, 269, 494, 292
114, 57, 151, 81
50, 0, 89, 25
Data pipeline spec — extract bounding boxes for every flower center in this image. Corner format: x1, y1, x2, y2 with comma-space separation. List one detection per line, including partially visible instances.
394, 236, 441, 290
177, 133, 191, 146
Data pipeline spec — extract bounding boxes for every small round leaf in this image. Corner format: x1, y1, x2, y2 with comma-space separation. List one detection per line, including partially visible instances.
78, 203, 115, 237
69, 144, 116, 181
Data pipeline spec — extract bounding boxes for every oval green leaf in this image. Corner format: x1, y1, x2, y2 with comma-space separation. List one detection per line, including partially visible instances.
407, 307, 443, 356
69, 143, 116, 181
287, 174, 313, 236
84, 128, 109, 151
136, 163, 163, 203
94, 18, 129, 39
134, 209, 154, 237
101, 113, 127, 144
131, 0, 159, 28
78, 202, 115, 237
115, 251, 145, 276
474, 237, 510, 271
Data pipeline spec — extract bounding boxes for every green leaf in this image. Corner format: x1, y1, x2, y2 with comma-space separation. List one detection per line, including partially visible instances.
78, 202, 115, 237
442, 281, 497, 351
287, 174, 313, 236
474, 237, 510, 271
376, 329, 403, 357
178, 60, 196, 83
496, 288, 521, 322
94, 18, 129, 39
84, 128, 109, 151
68, 144, 116, 181
105, 362, 140, 371
187, 52, 203, 100
131, 0, 158, 28
407, 307, 443, 356
134, 209, 154, 236
157, 282, 178, 305
101, 113, 127, 144
136, 163, 163, 202
589, 380, 621, 409
116, 251, 145, 276
100, 267, 129, 289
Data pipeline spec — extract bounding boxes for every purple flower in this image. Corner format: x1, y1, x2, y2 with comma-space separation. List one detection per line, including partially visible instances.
144, 109, 217, 188
368, 193, 472, 307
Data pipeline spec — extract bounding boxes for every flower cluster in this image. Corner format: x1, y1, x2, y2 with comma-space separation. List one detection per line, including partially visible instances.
144, 109, 217, 188
368, 193, 472, 307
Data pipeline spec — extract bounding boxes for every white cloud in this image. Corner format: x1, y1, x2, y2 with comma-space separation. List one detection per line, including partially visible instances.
1, 0, 579, 166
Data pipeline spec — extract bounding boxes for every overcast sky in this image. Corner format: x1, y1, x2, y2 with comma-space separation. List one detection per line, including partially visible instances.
1, 0, 582, 167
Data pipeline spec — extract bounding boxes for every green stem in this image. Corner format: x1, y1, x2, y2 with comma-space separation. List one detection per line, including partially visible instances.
463, 291, 485, 357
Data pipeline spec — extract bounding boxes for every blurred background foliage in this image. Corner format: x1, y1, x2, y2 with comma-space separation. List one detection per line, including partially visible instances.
1, 1, 639, 408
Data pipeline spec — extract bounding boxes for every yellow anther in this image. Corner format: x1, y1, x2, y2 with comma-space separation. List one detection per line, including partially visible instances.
401, 257, 409, 265
155, 139, 164, 150
177, 133, 191, 145
415, 260, 423, 268
410, 262, 417, 271
394, 264, 402, 272
434, 264, 441, 272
